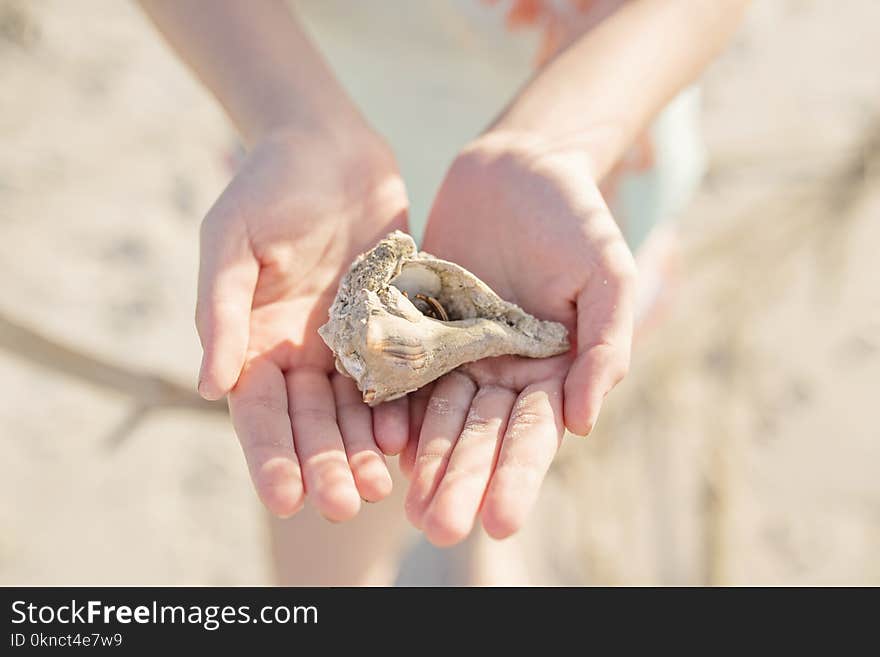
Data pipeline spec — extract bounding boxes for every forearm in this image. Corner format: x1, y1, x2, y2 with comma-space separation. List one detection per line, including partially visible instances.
490, 0, 750, 179
138, 0, 367, 145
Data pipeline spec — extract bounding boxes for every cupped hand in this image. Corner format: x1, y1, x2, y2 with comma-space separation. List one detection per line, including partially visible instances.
196, 129, 410, 521
401, 133, 636, 546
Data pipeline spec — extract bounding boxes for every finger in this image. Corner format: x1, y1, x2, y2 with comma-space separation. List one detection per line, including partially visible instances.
564, 248, 636, 435
400, 383, 434, 480
481, 379, 564, 539
331, 373, 392, 502
372, 396, 409, 456
461, 354, 567, 390
422, 386, 516, 547
287, 369, 361, 522
228, 358, 304, 518
404, 372, 476, 529
196, 214, 259, 400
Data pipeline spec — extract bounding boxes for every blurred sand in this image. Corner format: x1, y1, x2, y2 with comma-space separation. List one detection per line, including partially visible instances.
1, 0, 878, 585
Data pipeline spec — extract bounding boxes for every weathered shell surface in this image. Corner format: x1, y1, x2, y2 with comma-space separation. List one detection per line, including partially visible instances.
318, 231, 569, 405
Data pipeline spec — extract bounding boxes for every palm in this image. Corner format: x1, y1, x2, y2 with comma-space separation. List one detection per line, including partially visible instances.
244, 223, 362, 373
196, 134, 411, 521
247, 295, 334, 370
402, 141, 636, 546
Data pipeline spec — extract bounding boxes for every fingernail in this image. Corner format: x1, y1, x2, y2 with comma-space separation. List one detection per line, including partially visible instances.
197, 378, 213, 400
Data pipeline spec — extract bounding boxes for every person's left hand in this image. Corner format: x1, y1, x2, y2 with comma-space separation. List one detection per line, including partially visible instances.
400, 133, 637, 546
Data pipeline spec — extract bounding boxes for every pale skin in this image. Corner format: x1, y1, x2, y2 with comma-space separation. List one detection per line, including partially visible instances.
140, 0, 749, 569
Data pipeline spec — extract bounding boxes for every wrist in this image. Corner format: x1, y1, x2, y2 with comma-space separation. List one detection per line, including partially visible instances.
475, 121, 623, 181
244, 83, 374, 150
455, 130, 598, 182
250, 98, 394, 172
249, 122, 407, 233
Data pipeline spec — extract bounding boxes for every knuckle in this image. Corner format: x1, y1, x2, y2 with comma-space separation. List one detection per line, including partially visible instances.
507, 413, 544, 441
613, 261, 638, 287
415, 449, 447, 467
426, 397, 448, 414
426, 396, 469, 417
510, 405, 545, 429
194, 298, 238, 335
498, 458, 542, 485
602, 247, 638, 284
461, 413, 493, 436
440, 462, 485, 488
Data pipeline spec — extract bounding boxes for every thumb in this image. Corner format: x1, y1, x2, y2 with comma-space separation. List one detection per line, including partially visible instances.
563, 252, 635, 436
195, 217, 259, 400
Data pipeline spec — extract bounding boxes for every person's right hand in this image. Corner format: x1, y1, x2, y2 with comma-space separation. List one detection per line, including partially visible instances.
196, 128, 410, 521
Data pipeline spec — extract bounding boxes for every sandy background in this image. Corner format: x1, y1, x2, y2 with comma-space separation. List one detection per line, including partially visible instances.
1, 0, 878, 585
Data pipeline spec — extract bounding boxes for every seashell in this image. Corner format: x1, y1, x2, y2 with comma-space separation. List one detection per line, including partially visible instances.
318, 231, 570, 405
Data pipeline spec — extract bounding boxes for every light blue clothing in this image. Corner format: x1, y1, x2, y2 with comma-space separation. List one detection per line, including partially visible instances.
293, 0, 705, 251
614, 86, 706, 251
